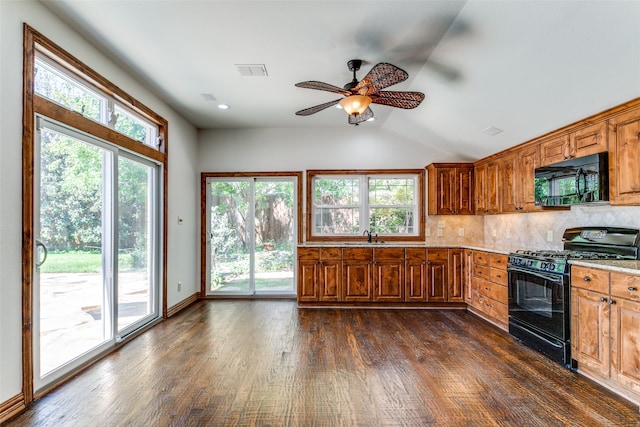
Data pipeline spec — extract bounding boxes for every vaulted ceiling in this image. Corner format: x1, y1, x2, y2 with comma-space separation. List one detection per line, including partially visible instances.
41, 0, 640, 160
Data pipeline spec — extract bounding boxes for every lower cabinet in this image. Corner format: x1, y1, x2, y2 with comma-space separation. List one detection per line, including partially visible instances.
467, 250, 509, 330
571, 265, 640, 406
297, 246, 467, 306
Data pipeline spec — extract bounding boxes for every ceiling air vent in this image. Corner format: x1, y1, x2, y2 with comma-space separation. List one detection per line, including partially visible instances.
235, 64, 268, 77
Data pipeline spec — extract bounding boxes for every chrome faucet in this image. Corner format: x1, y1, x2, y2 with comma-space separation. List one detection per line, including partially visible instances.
363, 229, 372, 243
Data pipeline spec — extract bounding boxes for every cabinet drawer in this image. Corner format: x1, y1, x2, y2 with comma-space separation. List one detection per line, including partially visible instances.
473, 251, 489, 266
477, 279, 508, 302
342, 247, 372, 260
474, 264, 490, 281
571, 265, 609, 293
374, 247, 405, 260
489, 268, 508, 286
298, 248, 319, 260
489, 254, 508, 270
428, 249, 449, 261
405, 248, 427, 261
319, 247, 341, 260
611, 272, 640, 301
475, 294, 508, 322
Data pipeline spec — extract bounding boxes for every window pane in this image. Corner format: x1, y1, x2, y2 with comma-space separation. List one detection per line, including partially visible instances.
35, 58, 105, 122
314, 178, 359, 205
114, 105, 158, 148
314, 207, 359, 234
370, 207, 414, 234
369, 178, 414, 205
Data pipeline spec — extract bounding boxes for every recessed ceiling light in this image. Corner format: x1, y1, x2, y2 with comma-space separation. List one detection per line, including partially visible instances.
482, 126, 503, 136
218, 104, 230, 110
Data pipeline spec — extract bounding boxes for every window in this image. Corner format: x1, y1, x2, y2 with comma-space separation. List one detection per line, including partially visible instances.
307, 170, 425, 242
34, 53, 160, 150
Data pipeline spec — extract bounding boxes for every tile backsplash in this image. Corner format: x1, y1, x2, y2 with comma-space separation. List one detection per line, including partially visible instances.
427, 205, 640, 251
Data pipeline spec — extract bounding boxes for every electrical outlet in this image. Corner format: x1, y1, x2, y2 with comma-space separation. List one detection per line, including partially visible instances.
178, 281, 182, 291
547, 230, 554, 242
458, 228, 464, 237
437, 220, 445, 229
436, 228, 443, 237
506, 229, 511, 239
426, 228, 431, 237
492, 229, 497, 238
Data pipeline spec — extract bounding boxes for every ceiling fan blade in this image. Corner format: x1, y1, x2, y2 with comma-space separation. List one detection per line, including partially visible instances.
371, 91, 425, 109
295, 98, 341, 116
354, 63, 409, 95
348, 107, 374, 125
295, 81, 350, 96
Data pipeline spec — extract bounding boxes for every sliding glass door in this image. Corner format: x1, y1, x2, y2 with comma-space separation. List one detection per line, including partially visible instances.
206, 177, 297, 296
33, 117, 160, 391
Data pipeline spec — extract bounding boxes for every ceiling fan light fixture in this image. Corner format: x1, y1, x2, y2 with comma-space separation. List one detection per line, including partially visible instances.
339, 95, 371, 116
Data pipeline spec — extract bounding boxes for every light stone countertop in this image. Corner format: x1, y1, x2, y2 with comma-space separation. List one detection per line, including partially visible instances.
569, 259, 640, 275
298, 242, 513, 255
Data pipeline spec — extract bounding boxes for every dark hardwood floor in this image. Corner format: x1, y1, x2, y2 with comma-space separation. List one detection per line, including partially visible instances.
6, 300, 640, 426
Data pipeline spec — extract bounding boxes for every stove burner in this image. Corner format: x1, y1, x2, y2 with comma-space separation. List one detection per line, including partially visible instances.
515, 249, 626, 260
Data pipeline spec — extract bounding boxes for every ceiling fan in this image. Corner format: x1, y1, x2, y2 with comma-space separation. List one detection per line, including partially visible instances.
295, 59, 425, 125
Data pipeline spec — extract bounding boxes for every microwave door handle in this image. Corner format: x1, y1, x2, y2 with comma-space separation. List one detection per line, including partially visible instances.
575, 167, 584, 201
508, 266, 564, 284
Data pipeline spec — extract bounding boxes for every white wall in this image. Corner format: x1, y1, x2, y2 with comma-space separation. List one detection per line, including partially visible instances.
0, 0, 199, 404
198, 127, 446, 171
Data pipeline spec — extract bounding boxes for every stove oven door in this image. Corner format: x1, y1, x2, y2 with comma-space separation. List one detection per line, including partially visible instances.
508, 266, 569, 342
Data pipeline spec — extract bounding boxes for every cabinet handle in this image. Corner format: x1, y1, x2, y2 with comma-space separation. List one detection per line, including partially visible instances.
496, 274, 502, 278
583, 276, 591, 282
600, 296, 607, 302
485, 287, 491, 291
628, 286, 638, 291
609, 299, 616, 305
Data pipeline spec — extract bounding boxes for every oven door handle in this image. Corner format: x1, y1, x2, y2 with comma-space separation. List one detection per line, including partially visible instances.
508, 266, 564, 284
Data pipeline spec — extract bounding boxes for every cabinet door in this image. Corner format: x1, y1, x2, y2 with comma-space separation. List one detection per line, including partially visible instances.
572, 121, 607, 159
609, 108, 640, 205
571, 288, 610, 377
405, 249, 427, 302
611, 297, 640, 394
463, 250, 474, 304
486, 161, 501, 214
319, 260, 341, 302
297, 259, 319, 302
501, 153, 519, 213
434, 166, 456, 215
342, 260, 373, 302
474, 163, 487, 214
427, 250, 448, 302
455, 167, 474, 214
518, 144, 541, 212
448, 249, 464, 303
373, 259, 404, 302
540, 134, 571, 165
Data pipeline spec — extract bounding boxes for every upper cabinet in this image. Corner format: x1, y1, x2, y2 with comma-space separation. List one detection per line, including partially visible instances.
501, 144, 541, 213
609, 107, 640, 205
426, 163, 474, 215
540, 121, 607, 166
474, 159, 501, 215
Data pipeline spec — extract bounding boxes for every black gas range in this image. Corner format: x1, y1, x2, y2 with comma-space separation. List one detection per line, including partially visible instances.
507, 227, 640, 368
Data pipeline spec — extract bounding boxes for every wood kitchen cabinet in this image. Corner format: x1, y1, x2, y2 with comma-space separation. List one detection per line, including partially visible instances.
539, 121, 607, 166
405, 248, 427, 302
297, 247, 342, 302
426, 249, 448, 302
474, 160, 501, 215
448, 248, 465, 303
426, 163, 474, 215
468, 250, 508, 330
609, 107, 640, 205
372, 248, 404, 302
571, 265, 640, 405
501, 144, 542, 213
342, 248, 373, 302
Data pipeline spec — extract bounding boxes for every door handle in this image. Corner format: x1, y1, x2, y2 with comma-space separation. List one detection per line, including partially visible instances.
36, 239, 48, 268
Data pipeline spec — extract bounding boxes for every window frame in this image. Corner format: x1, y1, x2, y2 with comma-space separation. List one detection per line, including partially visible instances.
306, 169, 425, 243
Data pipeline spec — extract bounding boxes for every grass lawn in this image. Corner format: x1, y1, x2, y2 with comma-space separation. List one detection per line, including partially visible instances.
41, 251, 135, 273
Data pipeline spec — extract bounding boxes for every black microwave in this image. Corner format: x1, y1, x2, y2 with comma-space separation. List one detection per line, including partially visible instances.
534, 152, 609, 207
